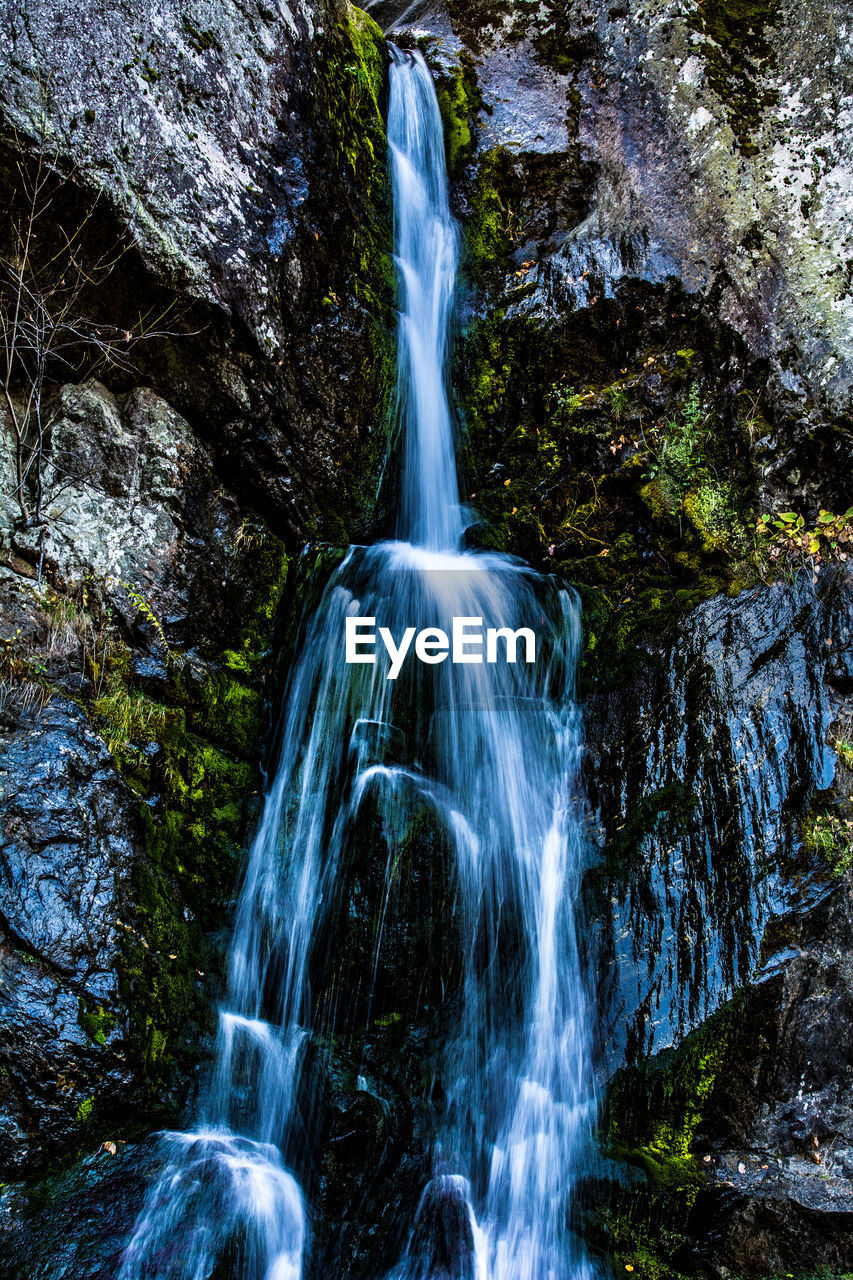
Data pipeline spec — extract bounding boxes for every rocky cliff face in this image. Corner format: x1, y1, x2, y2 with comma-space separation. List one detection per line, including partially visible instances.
1, 0, 395, 539
0, 0, 393, 1229
1, 0, 852, 1275
588, 568, 853, 1275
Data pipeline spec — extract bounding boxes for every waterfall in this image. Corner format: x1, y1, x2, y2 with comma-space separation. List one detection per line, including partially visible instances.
120, 46, 595, 1280
389, 49, 463, 551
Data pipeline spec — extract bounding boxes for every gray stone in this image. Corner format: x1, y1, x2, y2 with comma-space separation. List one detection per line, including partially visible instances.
0, 0, 321, 353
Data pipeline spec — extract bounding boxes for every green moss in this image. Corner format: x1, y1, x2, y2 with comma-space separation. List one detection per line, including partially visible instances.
464, 148, 518, 279
343, 5, 385, 117
75, 1096, 94, 1124
483, 348, 759, 687
93, 678, 168, 758
604, 783, 699, 875
454, 301, 774, 702
319, 4, 387, 224
688, 0, 780, 153
639, 479, 671, 522
598, 996, 744, 1274
182, 17, 220, 54
310, 3, 396, 539
77, 999, 115, 1048
455, 310, 567, 554
435, 53, 482, 177
75, 517, 291, 1107
194, 671, 263, 757
684, 479, 750, 557
226, 517, 290, 668
595, 1215, 694, 1280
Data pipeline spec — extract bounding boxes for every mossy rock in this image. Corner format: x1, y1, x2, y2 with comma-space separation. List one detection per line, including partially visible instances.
434, 52, 483, 177
80, 517, 293, 1110
688, 0, 780, 153
594, 995, 746, 1273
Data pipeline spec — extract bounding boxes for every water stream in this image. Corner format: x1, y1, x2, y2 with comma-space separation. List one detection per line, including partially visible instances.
120, 47, 596, 1280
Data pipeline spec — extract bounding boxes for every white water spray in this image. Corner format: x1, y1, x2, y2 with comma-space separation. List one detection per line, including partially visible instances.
121, 46, 595, 1280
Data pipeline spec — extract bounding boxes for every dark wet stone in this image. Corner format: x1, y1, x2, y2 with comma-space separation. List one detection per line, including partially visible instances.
406, 1175, 478, 1280
0, 698, 137, 1176
586, 572, 850, 1073
0, 1140, 158, 1279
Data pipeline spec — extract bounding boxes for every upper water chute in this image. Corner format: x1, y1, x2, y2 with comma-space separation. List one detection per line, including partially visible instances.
388, 46, 464, 552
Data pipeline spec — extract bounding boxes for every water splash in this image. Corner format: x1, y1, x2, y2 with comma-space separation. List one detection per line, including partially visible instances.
121, 46, 595, 1280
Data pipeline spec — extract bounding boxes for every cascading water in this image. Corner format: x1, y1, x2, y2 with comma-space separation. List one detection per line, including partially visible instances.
389, 49, 463, 552
121, 46, 595, 1280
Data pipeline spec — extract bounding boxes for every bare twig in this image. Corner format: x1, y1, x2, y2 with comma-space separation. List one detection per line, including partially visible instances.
1, 127, 187, 532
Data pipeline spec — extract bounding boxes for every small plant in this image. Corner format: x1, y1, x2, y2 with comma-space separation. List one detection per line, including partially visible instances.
804, 810, 853, 877
604, 384, 630, 423
39, 591, 94, 658
75, 1095, 94, 1124
645, 385, 706, 500
122, 582, 180, 667
684, 479, 751, 557
757, 506, 853, 570
549, 383, 597, 432
833, 735, 853, 771
94, 675, 168, 756
0, 626, 52, 707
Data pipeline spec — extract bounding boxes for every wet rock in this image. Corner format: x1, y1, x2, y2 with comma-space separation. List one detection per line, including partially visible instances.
0, 374, 290, 1184
588, 567, 853, 1272
404, 1174, 478, 1280
587, 571, 850, 1072
392, 0, 853, 507
0, 697, 137, 1175
0, 0, 394, 542
690, 862, 853, 1270
0, 1139, 158, 1279
690, 1149, 853, 1276
2, 377, 285, 659
9, 380, 214, 616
